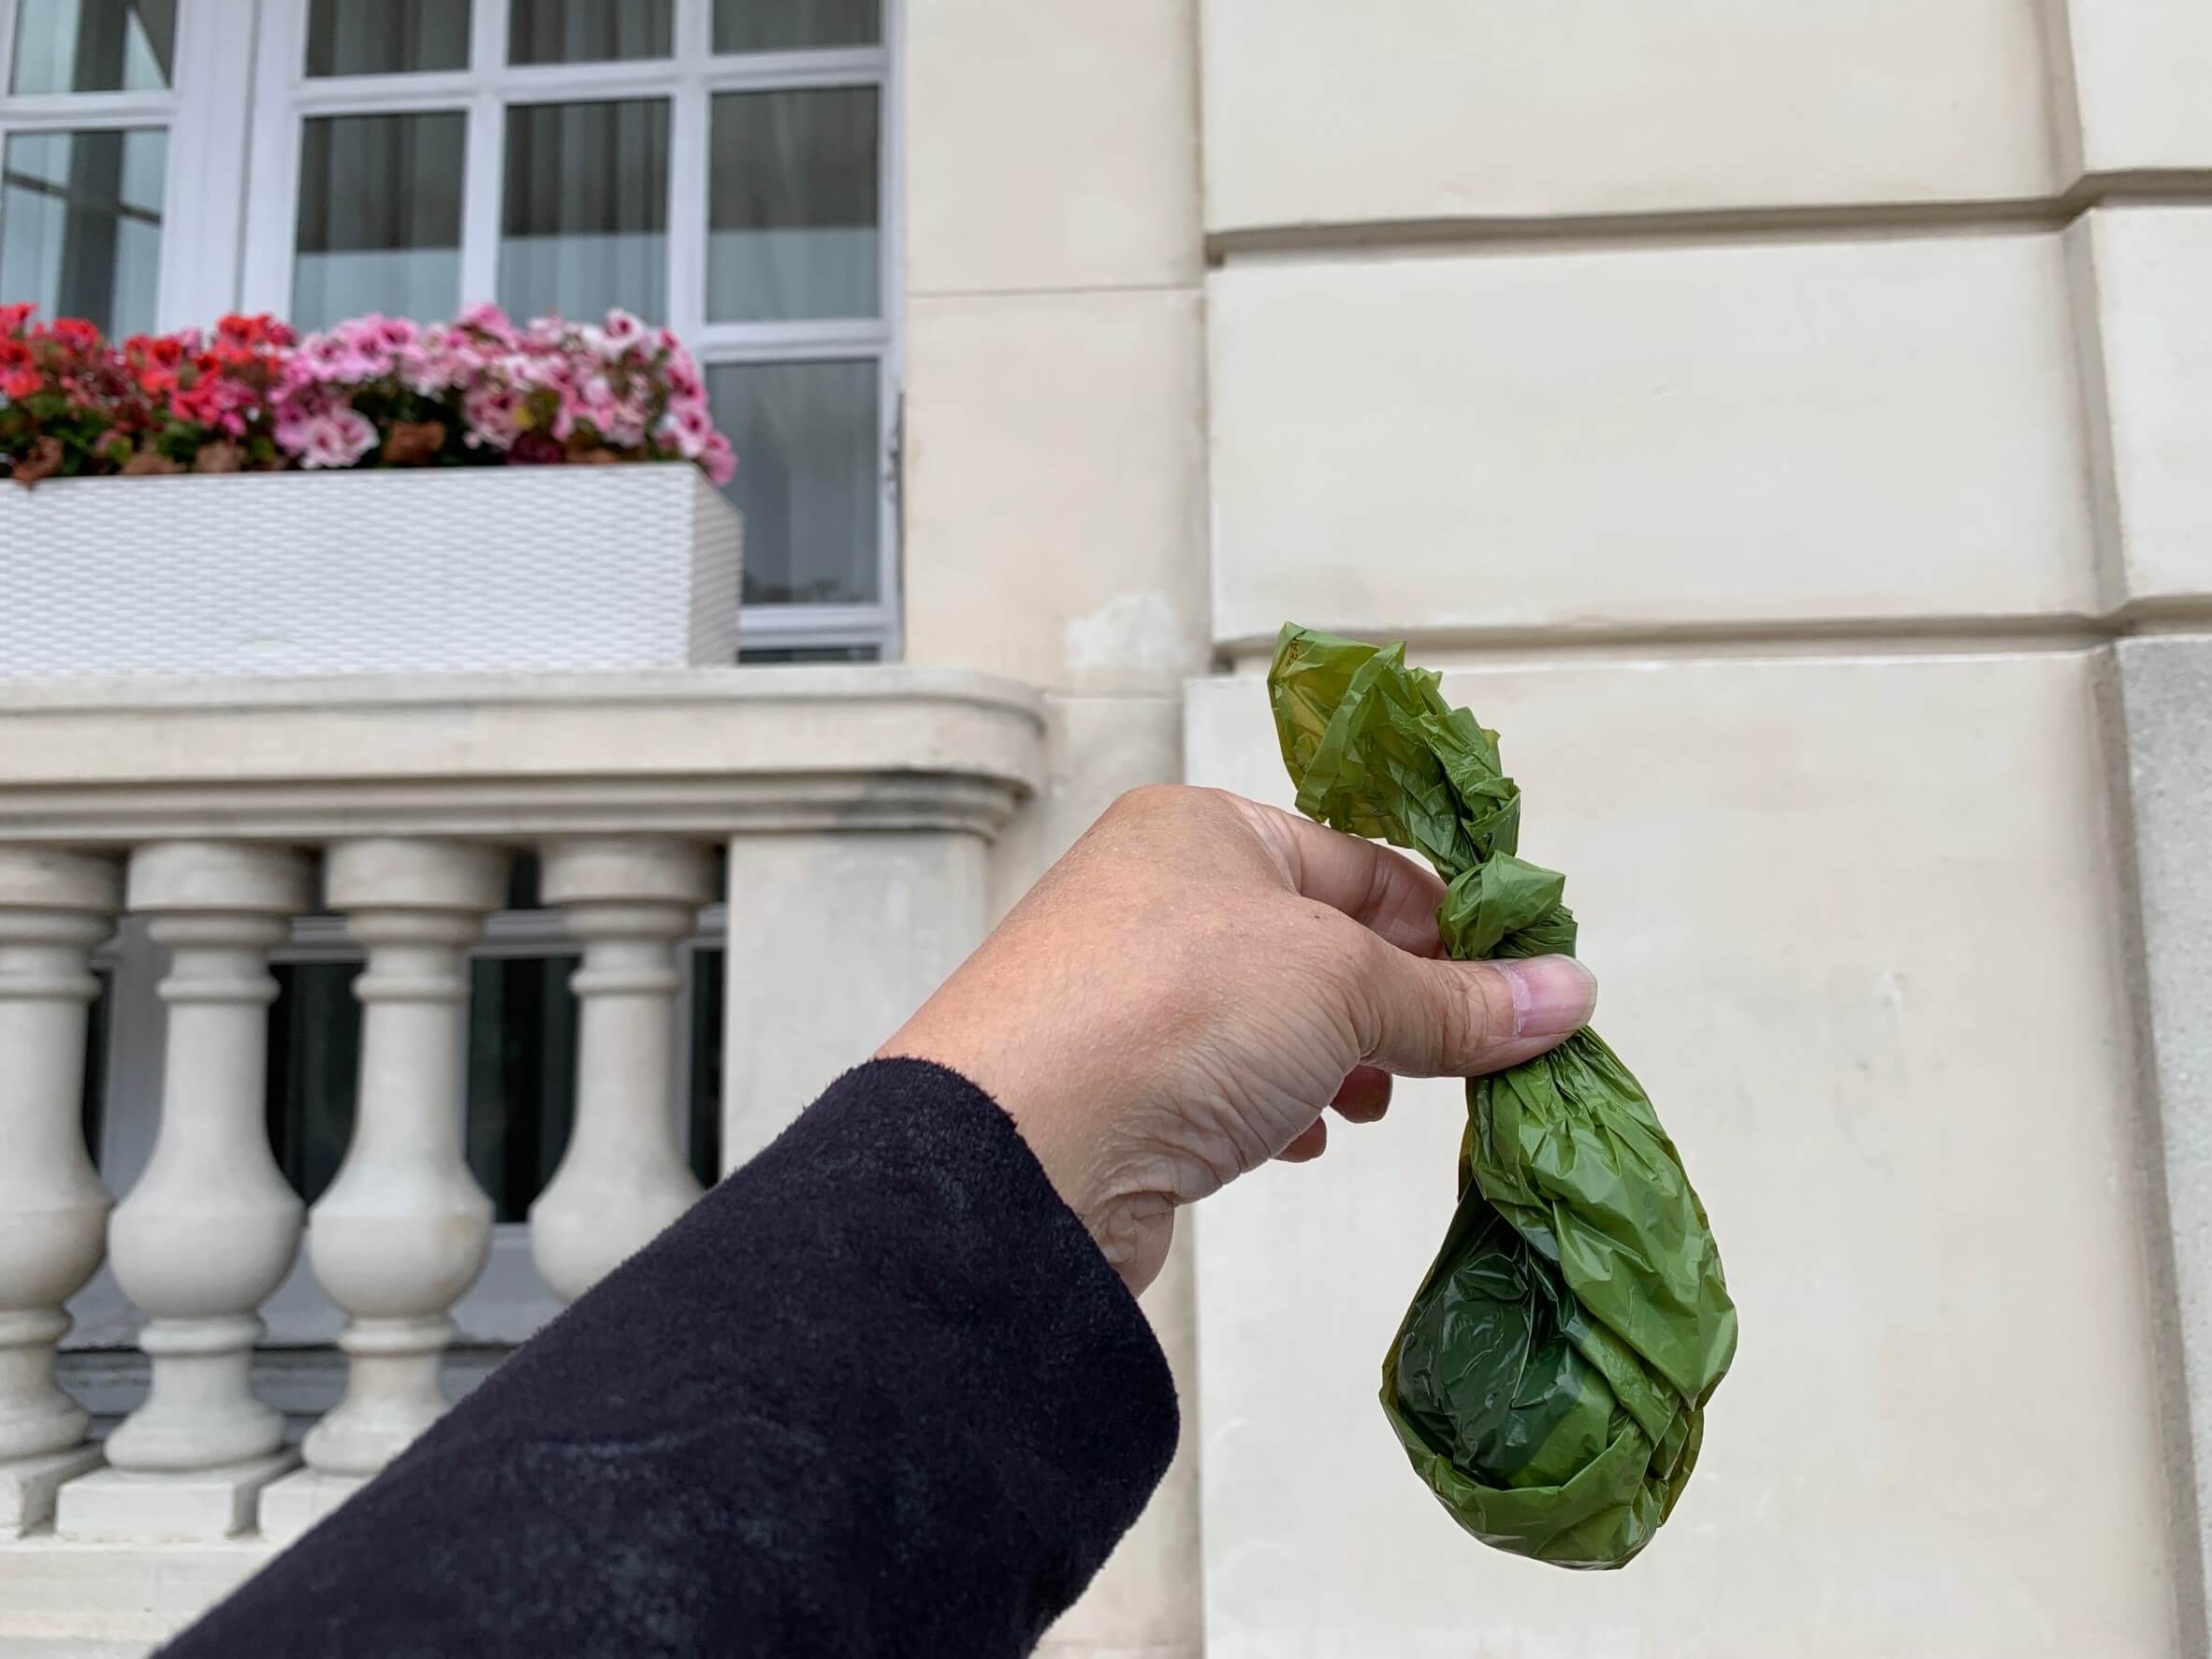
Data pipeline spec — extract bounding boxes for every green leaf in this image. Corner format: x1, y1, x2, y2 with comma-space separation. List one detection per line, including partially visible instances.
1269, 625, 1737, 1570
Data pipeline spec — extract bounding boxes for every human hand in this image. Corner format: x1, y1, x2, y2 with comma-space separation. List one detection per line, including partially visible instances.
877, 786, 1598, 1296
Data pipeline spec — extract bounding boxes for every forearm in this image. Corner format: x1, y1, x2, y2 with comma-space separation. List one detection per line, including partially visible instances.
161, 1059, 1178, 1659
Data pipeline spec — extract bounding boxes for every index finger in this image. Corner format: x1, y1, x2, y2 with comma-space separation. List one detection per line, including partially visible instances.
1231, 797, 1447, 957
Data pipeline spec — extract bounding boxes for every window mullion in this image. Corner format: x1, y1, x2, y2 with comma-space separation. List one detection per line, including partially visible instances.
160, 0, 256, 326
238, 0, 305, 314
878, 0, 905, 659
455, 0, 509, 308
665, 79, 706, 339
471, 0, 511, 77
698, 50, 886, 91
458, 89, 503, 309
0, 90, 174, 124
0, 0, 18, 98
692, 322, 887, 357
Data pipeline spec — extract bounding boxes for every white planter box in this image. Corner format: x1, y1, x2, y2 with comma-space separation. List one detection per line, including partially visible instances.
0, 466, 741, 677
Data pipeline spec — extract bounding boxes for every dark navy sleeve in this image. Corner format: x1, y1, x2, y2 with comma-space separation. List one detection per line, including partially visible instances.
161, 1058, 1180, 1659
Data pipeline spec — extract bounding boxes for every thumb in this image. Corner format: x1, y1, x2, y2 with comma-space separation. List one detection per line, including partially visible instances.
1356, 947, 1597, 1077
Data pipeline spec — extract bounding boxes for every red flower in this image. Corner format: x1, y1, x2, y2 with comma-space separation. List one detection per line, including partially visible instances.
125, 333, 183, 371
0, 302, 32, 336
170, 384, 223, 426
0, 337, 29, 371
136, 366, 177, 396
1, 367, 42, 400
49, 317, 100, 351
215, 313, 293, 351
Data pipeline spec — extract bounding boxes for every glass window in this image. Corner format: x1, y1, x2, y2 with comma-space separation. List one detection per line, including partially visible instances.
499, 97, 668, 325
686, 947, 722, 1187
739, 644, 881, 663
292, 110, 465, 332
707, 88, 877, 323
712, 0, 879, 54
8, 0, 175, 93
305, 0, 471, 78
0, 127, 166, 335
80, 969, 111, 1167
508, 0, 672, 65
706, 359, 879, 605
461, 955, 579, 1221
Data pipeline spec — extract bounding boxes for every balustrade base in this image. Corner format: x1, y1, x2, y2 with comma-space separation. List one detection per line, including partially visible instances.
256, 1467, 367, 1544
54, 1451, 298, 1543
0, 1444, 102, 1537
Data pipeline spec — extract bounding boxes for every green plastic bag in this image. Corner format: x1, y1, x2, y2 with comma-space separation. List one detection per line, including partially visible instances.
1268, 625, 1738, 1569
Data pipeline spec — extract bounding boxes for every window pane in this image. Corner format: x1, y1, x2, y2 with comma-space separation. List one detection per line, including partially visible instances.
0, 127, 165, 337
292, 111, 464, 331
739, 644, 881, 663
267, 954, 581, 1224
266, 962, 361, 1207
706, 359, 880, 605
713, 0, 878, 52
464, 955, 578, 1224
509, 0, 671, 65
306, 0, 470, 77
708, 88, 877, 323
687, 948, 722, 1187
9, 0, 174, 92
80, 968, 111, 1167
500, 98, 667, 325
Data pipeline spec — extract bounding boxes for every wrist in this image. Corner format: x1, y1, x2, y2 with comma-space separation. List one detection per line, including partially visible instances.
874, 1034, 1155, 1286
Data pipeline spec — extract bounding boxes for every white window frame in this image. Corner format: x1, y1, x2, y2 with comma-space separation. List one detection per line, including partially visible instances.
235, 0, 903, 660
0, 0, 257, 332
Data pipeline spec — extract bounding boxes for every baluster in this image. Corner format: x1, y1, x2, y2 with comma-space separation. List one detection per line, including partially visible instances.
58, 842, 313, 1541
531, 838, 712, 1301
0, 850, 120, 1535
260, 839, 504, 1540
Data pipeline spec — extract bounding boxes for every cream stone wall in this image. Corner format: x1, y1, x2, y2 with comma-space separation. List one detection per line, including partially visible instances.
898, 2, 2212, 1653
902, 7, 1209, 1655
1186, 655, 2175, 1657
1201, 0, 2060, 228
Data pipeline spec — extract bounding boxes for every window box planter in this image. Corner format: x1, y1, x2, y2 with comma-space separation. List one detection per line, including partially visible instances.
0, 465, 741, 677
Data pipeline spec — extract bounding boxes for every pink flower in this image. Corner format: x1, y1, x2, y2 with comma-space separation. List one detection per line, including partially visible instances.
301, 333, 351, 376
601, 309, 647, 355
400, 345, 446, 397
599, 395, 649, 448
297, 407, 377, 469
458, 301, 515, 341
701, 429, 736, 488
462, 384, 522, 450
654, 409, 707, 460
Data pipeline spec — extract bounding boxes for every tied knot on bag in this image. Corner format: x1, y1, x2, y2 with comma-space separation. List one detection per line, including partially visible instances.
1272, 633, 1576, 966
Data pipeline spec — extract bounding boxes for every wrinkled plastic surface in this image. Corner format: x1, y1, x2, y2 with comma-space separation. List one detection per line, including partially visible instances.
1268, 625, 1738, 1570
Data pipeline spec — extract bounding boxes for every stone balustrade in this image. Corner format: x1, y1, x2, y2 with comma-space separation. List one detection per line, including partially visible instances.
0, 669, 1041, 1558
